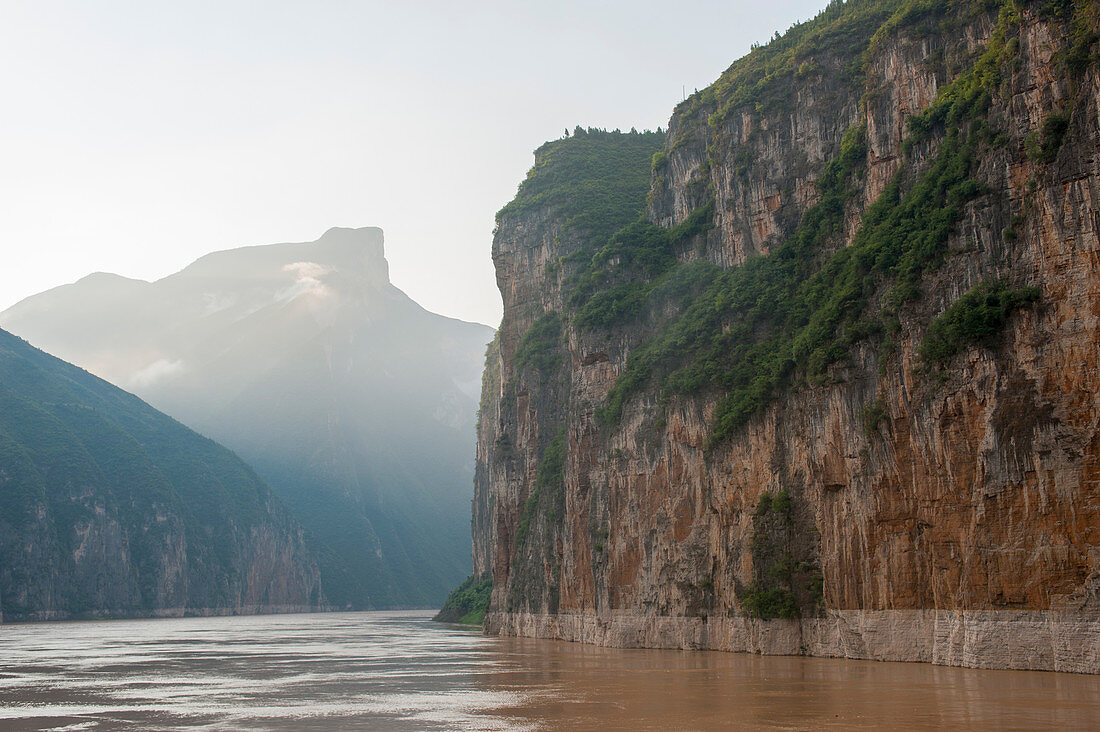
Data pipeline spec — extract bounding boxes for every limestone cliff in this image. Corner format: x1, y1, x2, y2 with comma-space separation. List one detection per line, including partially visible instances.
474, 0, 1100, 673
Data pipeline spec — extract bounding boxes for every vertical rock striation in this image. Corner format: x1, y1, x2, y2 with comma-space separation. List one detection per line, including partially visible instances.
474, 0, 1100, 673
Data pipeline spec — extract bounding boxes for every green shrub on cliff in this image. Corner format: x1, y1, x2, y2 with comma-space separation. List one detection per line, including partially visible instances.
434, 572, 492, 625
1025, 111, 1070, 162
514, 312, 565, 374
919, 281, 1040, 368
513, 427, 568, 552
572, 202, 714, 330
740, 585, 800, 620
740, 490, 821, 620
536, 428, 567, 493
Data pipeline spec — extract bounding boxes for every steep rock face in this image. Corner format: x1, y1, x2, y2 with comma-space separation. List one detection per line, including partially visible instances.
475, 0, 1100, 673
2, 227, 494, 608
0, 329, 321, 622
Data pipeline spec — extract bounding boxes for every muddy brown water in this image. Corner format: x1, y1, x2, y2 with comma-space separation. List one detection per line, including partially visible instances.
0, 610, 1097, 730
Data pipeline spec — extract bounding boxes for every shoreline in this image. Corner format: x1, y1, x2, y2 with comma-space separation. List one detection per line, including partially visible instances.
487, 608, 1100, 675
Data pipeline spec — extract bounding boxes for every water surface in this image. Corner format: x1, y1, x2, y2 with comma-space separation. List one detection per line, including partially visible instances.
1, 610, 1097, 730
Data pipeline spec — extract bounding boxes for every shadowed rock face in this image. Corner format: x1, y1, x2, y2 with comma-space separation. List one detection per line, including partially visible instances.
0, 328, 322, 622
2, 227, 494, 608
474, 3, 1100, 672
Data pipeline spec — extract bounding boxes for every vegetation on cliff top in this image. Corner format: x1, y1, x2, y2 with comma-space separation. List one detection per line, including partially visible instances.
434, 572, 492, 625
498, 0, 1061, 457
674, 0, 902, 134
497, 127, 664, 248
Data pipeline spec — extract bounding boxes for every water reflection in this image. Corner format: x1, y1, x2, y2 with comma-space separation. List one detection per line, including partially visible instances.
0, 611, 1096, 730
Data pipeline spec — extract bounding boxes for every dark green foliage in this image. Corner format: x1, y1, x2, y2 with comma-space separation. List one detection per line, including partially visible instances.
1025, 111, 1070, 162
514, 427, 568, 551
771, 489, 793, 515
433, 572, 492, 625
1037, 0, 1076, 19
494, 431, 515, 459
514, 312, 565, 374
514, 491, 539, 551
861, 398, 888, 434
919, 281, 1040, 368
497, 129, 665, 247
740, 585, 800, 619
536, 428, 567, 493
1048, 0, 1100, 73
739, 490, 818, 620
572, 202, 714, 330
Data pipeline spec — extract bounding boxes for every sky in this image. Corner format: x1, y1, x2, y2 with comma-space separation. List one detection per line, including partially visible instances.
1, 0, 828, 327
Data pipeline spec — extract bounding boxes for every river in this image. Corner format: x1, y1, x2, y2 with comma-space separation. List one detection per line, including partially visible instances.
1, 610, 1097, 730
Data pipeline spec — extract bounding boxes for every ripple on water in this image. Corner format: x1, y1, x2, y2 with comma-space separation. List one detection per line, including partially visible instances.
1, 610, 1099, 730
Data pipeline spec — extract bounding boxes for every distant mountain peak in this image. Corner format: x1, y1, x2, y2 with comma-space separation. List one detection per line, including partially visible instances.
0, 226, 495, 609
317, 225, 383, 246
76, 271, 146, 284
176, 227, 389, 286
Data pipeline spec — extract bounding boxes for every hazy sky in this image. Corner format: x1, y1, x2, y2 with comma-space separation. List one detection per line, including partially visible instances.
2, 0, 827, 327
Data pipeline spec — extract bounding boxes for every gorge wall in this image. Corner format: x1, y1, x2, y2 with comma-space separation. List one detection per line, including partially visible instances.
473, 0, 1100, 673
0, 329, 322, 622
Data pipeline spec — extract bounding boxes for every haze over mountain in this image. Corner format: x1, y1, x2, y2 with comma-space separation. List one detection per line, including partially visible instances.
2, 227, 494, 608
0, 328, 321, 621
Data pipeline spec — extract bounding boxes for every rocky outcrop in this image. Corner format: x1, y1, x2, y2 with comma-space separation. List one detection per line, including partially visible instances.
0, 328, 322, 622
474, 0, 1100, 672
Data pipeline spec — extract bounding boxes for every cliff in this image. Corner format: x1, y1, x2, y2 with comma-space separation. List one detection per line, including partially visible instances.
0, 329, 322, 622
2, 227, 493, 608
474, 0, 1100, 672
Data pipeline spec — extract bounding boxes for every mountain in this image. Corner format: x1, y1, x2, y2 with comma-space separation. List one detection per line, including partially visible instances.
0, 328, 321, 621
468, 0, 1100, 673
1, 227, 494, 608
